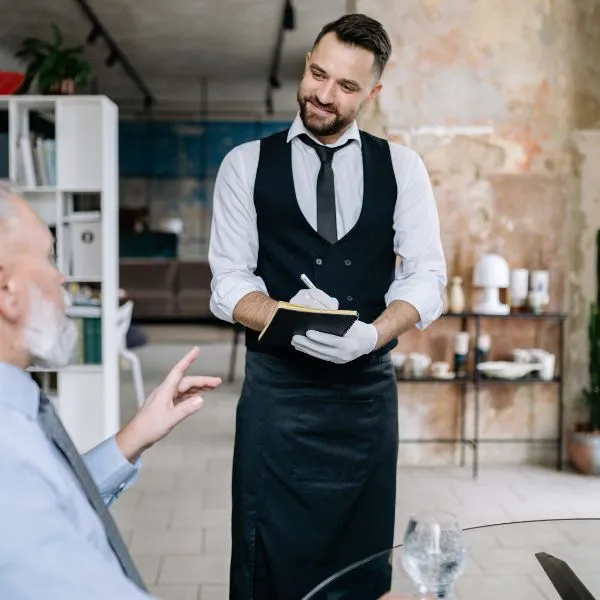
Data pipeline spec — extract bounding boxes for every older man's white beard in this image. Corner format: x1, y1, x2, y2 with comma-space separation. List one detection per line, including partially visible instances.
23, 285, 79, 369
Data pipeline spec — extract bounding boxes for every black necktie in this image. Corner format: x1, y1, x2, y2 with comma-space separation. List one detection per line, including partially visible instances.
37, 393, 147, 592
298, 134, 354, 244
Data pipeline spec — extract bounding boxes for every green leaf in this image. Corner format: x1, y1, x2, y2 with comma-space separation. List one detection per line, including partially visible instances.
51, 23, 62, 48
19, 37, 47, 52
15, 48, 41, 60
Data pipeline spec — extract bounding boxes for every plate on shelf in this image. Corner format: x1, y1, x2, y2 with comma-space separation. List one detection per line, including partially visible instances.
477, 361, 541, 380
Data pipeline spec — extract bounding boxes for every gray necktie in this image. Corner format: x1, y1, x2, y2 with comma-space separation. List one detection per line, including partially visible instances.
299, 134, 353, 244
37, 393, 147, 592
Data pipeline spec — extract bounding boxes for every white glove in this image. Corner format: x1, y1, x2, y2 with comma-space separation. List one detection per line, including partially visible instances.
289, 288, 339, 310
291, 320, 378, 364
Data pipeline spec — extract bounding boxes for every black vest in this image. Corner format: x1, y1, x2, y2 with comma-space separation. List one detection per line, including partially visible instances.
245, 128, 398, 361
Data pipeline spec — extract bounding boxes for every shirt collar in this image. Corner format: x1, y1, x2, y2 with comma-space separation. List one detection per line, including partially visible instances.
0, 362, 41, 420
287, 111, 362, 149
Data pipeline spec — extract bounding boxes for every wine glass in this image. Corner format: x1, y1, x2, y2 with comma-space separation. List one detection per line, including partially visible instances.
400, 510, 467, 598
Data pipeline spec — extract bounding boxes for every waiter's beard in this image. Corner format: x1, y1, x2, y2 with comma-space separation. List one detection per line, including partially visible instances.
23, 284, 78, 369
297, 91, 358, 137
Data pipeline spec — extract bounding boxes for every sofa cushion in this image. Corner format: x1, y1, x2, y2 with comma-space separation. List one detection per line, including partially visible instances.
176, 261, 213, 318
120, 259, 179, 317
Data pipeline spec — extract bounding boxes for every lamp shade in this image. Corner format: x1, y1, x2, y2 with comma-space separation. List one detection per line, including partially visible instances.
473, 253, 510, 288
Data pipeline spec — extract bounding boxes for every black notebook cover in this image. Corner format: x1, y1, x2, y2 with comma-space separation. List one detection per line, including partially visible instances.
258, 302, 359, 347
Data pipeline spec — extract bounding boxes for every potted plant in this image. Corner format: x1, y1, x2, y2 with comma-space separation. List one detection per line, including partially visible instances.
15, 23, 92, 95
568, 230, 600, 475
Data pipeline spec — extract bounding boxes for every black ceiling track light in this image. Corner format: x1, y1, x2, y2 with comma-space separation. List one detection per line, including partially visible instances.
104, 50, 118, 67
283, 0, 295, 30
266, 0, 295, 115
86, 24, 100, 44
73, 0, 155, 109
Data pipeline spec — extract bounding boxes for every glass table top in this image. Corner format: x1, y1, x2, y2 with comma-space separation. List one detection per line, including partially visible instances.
302, 518, 600, 600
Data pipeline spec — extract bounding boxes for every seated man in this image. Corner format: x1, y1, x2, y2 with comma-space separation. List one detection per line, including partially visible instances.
0, 186, 221, 599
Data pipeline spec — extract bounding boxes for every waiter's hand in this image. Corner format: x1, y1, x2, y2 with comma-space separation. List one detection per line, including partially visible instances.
289, 287, 339, 310
291, 320, 378, 364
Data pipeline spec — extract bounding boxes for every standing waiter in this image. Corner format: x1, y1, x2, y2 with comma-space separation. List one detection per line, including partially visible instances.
209, 13, 446, 600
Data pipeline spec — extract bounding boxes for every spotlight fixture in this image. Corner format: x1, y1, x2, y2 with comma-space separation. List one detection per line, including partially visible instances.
269, 74, 281, 89
74, 0, 155, 110
105, 51, 118, 67
266, 90, 274, 115
284, 1, 295, 30
86, 25, 100, 44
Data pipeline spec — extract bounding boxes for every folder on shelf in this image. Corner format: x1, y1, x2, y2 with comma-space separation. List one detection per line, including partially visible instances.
258, 301, 358, 347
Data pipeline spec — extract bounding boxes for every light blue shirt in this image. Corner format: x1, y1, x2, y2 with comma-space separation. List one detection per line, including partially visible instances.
0, 362, 154, 599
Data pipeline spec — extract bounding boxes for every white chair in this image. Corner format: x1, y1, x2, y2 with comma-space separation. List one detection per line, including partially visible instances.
117, 300, 145, 407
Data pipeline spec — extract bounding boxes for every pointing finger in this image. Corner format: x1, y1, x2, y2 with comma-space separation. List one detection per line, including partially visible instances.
165, 346, 200, 387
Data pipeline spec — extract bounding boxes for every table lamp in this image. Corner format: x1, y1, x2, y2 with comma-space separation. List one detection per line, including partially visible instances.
472, 253, 510, 315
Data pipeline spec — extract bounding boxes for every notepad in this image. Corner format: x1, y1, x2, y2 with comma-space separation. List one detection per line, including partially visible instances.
258, 301, 359, 347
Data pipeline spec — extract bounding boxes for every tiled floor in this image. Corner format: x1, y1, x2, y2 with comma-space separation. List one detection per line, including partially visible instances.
113, 339, 600, 600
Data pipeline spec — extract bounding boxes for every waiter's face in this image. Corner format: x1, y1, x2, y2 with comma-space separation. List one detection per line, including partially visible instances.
297, 31, 382, 138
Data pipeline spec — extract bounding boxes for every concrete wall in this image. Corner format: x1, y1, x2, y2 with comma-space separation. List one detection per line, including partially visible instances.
355, 0, 600, 465
0, 44, 22, 71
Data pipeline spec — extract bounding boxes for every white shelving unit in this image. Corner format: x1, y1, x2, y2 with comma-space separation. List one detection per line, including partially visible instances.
0, 95, 119, 452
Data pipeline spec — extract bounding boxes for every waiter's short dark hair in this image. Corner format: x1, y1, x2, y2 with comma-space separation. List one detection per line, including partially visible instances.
312, 14, 392, 79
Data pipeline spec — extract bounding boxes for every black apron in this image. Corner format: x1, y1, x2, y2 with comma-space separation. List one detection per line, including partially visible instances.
229, 349, 399, 600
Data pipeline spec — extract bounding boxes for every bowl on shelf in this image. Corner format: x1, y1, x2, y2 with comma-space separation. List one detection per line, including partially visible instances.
432, 371, 456, 380
0, 71, 25, 94
391, 352, 406, 368
476, 361, 541, 380
391, 352, 406, 378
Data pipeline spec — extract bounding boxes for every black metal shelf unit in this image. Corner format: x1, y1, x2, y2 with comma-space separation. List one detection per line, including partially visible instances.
397, 311, 567, 479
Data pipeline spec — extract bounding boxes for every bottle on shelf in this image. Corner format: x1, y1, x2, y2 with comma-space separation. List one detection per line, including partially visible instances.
476, 333, 491, 363
454, 332, 470, 378
509, 268, 529, 313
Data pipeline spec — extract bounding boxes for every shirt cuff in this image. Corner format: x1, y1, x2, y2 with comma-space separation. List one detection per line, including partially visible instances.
82, 435, 142, 506
210, 279, 269, 323
385, 279, 444, 330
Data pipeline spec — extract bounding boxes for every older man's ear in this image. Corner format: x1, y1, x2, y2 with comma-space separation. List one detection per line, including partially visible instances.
0, 267, 20, 323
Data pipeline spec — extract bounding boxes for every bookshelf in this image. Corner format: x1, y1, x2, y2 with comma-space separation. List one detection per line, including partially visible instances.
0, 95, 119, 452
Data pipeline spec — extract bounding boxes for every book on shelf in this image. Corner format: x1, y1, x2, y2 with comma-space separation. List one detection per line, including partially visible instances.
258, 301, 358, 347
72, 315, 102, 365
17, 133, 56, 187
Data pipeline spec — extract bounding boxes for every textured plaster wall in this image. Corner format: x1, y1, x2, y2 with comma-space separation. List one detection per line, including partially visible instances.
567, 132, 600, 429
354, 0, 600, 465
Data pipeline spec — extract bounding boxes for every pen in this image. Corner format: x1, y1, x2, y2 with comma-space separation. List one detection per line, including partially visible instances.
300, 273, 317, 290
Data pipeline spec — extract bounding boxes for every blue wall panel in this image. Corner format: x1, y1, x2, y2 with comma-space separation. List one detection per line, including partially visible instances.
119, 120, 290, 180
118, 119, 292, 258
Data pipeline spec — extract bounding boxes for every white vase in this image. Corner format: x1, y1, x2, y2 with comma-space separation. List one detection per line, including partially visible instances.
448, 276, 466, 313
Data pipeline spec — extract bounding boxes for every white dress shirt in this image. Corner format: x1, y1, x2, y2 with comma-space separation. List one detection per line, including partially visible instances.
208, 112, 447, 330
